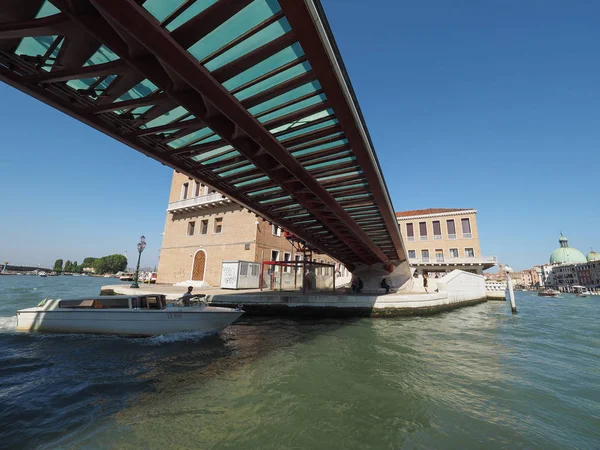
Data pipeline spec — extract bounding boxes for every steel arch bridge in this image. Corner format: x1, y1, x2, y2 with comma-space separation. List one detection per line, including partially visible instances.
0, 0, 407, 271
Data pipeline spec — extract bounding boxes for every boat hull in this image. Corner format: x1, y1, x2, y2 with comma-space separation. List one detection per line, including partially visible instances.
16, 307, 243, 336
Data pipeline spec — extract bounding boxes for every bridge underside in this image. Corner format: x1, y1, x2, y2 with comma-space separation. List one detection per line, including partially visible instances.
0, 0, 407, 270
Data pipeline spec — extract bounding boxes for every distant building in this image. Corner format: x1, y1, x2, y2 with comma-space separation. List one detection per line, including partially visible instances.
157, 173, 342, 287
535, 234, 600, 292
549, 233, 587, 264
395, 208, 496, 275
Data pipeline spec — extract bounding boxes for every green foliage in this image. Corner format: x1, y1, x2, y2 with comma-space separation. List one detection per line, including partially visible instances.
92, 254, 128, 275
72, 261, 83, 273
82, 257, 97, 268
64, 260, 72, 273
53, 259, 63, 273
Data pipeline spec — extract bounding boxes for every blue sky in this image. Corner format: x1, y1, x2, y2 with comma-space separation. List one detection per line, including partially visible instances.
1, 0, 599, 271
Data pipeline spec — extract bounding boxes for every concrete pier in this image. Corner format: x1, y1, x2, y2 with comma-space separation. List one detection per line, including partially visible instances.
101, 270, 487, 318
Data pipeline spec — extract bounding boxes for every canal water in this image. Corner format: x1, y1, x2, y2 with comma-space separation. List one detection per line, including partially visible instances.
0, 276, 598, 449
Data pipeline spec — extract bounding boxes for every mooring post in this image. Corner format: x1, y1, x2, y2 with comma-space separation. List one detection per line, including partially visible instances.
505, 265, 517, 314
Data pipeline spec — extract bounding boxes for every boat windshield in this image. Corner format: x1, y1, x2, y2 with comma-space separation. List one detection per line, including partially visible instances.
59, 298, 130, 309
131, 295, 166, 310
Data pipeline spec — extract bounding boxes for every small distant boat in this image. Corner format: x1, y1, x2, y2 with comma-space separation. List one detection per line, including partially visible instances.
38, 271, 48, 278
572, 285, 589, 297
538, 289, 559, 297
119, 273, 134, 281
16, 295, 244, 336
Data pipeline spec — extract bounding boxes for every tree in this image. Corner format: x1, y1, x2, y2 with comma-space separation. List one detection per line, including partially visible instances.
53, 259, 63, 273
64, 260, 72, 273
82, 257, 97, 268
93, 254, 127, 274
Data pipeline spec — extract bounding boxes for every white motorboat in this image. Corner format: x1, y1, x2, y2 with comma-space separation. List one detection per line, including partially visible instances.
38, 271, 47, 278
16, 295, 243, 336
573, 285, 589, 297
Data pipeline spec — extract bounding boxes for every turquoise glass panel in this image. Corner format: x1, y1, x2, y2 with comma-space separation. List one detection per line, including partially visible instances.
14, 36, 56, 57
84, 45, 119, 67
189, 0, 281, 58
327, 183, 368, 192
248, 81, 321, 116
191, 145, 234, 163
258, 94, 326, 123
116, 80, 159, 102
202, 150, 241, 165
219, 164, 256, 178
143, 0, 186, 22
204, 18, 291, 71
233, 176, 269, 187
335, 193, 371, 201
305, 156, 355, 171
269, 109, 333, 135
66, 77, 97, 91
166, 0, 220, 31
96, 74, 117, 90
247, 187, 282, 196
291, 139, 348, 157
288, 132, 344, 150
144, 106, 189, 129
114, 105, 155, 116
317, 169, 363, 182
286, 213, 310, 219
295, 219, 317, 225
234, 59, 310, 102
275, 118, 338, 140
259, 196, 292, 205
168, 128, 214, 149
36, 1, 60, 18
223, 43, 305, 92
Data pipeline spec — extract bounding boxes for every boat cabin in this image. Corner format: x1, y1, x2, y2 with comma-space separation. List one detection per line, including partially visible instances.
52, 295, 168, 310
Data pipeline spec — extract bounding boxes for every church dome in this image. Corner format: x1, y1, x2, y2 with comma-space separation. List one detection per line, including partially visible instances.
587, 249, 600, 262
549, 233, 587, 264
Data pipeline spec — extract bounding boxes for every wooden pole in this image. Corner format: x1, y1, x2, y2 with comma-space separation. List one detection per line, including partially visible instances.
506, 269, 517, 314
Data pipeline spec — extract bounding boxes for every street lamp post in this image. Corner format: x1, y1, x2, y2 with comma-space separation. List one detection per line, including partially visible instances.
131, 235, 146, 288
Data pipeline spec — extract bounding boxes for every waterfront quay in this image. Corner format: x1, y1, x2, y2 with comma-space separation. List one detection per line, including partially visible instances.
101, 270, 488, 317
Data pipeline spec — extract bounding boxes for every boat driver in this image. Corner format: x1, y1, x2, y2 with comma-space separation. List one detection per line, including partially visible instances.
181, 286, 194, 306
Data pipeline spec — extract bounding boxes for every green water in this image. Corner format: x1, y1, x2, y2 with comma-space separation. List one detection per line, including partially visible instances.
1, 277, 598, 449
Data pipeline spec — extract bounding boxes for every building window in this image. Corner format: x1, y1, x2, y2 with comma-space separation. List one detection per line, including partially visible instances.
271, 250, 280, 272
181, 182, 189, 200
194, 182, 202, 197
461, 218, 472, 239
200, 219, 208, 235
408, 250, 416, 259
421, 249, 430, 262
214, 217, 223, 234
446, 220, 456, 239
283, 252, 291, 273
435, 249, 444, 262
465, 248, 475, 257
406, 223, 415, 242
450, 248, 459, 258
272, 224, 281, 236
187, 221, 195, 236
419, 222, 428, 240
433, 220, 442, 240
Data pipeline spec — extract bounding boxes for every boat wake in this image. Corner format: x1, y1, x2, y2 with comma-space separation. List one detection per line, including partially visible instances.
0, 316, 17, 332
143, 330, 217, 345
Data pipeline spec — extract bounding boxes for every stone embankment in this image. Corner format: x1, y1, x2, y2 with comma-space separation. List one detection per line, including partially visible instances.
102, 270, 487, 317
